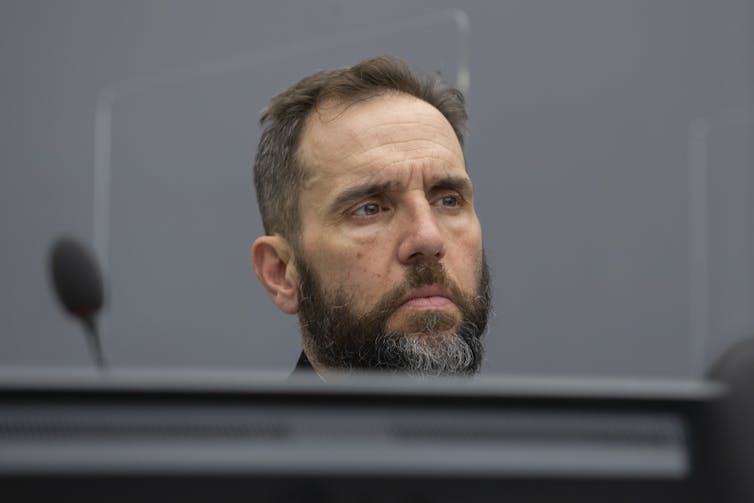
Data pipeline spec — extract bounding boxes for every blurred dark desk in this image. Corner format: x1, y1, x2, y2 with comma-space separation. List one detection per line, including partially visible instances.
0, 369, 727, 502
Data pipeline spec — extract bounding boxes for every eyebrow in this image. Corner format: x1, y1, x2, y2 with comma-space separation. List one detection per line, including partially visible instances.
429, 175, 473, 197
330, 175, 473, 211
330, 180, 397, 211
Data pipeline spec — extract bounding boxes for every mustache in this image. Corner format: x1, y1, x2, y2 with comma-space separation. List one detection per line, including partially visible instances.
373, 259, 467, 316
406, 258, 452, 289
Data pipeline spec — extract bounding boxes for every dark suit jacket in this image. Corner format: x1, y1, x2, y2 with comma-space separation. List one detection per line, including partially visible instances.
292, 351, 315, 374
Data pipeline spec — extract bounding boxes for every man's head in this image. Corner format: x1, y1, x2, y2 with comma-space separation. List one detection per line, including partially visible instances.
252, 56, 490, 375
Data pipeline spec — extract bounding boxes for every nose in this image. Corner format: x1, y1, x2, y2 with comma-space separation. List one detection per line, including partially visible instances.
397, 199, 446, 264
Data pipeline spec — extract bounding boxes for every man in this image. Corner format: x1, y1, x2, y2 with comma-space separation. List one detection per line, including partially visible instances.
251, 55, 491, 376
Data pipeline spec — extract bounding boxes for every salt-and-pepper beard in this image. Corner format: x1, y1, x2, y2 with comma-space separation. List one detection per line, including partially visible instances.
296, 254, 491, 376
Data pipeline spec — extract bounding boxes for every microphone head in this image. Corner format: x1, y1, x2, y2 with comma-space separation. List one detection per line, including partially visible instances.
49, 236, 104, 320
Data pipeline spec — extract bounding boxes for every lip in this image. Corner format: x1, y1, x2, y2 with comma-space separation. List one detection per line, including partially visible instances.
400, 285, 454, 309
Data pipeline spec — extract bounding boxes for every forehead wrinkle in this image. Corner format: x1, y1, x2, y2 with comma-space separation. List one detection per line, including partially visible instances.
304, 145, 464, 194
353, 151, 466, 181
342, 128, 465, 171
351, 159, 465, 196
306, 103, 459, 162
314, 127, 459, 174
351, 120, 459, 155
298, 93, 465, 191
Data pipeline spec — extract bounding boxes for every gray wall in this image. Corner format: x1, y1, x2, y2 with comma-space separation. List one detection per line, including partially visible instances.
2, 0, 753, 377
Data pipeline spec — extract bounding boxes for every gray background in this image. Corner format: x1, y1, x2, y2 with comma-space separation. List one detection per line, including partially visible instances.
1, 0, 752, 377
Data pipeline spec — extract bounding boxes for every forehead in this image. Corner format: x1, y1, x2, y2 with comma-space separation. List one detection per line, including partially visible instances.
297, 93, 466, 188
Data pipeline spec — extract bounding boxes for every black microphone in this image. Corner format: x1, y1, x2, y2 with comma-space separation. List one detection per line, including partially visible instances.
49, 236, 107, 369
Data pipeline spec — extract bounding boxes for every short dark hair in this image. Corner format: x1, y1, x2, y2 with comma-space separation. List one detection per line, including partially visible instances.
253, 55, 468, 240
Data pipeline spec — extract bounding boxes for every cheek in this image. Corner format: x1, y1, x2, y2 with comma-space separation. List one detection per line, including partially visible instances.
302, 231, 391, 289
446, 225, 483, 288
345, 239, 393, 284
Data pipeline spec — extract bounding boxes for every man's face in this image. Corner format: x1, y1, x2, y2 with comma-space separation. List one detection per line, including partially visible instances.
294, 92, 489, 374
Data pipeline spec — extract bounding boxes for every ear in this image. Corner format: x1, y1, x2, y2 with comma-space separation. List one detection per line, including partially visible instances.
252, 235, 299, 314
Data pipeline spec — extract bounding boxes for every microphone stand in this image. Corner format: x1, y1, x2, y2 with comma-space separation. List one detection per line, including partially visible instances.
81, 315, 107, 370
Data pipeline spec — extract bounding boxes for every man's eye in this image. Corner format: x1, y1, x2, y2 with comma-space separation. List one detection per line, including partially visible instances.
352, 202, 383, 217
438, 195, 460, 207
